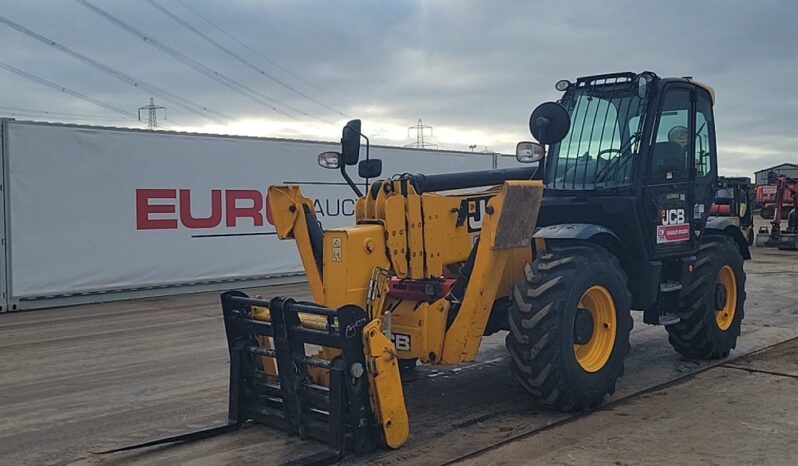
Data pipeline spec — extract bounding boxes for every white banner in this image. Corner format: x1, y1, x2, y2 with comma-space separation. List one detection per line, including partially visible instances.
6, 122, 508, 299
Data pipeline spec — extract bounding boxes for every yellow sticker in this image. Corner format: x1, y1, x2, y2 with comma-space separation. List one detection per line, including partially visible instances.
331, 237, 342, 262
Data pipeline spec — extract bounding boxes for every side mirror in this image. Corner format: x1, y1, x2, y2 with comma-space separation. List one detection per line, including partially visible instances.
358, 159, 382, 178
529, 102, 570, 145
516, 142, 545, 163
341, 119, 362, 166
318, 151, 342, 169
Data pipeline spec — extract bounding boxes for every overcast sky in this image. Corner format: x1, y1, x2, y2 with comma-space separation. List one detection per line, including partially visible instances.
1, 0, 796, 177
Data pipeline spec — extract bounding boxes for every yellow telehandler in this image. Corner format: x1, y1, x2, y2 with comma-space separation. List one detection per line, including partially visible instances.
107, 72, 749, 462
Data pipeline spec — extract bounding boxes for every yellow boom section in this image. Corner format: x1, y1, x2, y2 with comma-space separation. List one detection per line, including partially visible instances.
261, 176, 543, 452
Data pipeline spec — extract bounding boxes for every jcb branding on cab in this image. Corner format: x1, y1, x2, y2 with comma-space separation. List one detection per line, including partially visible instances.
661, 208, 686, 225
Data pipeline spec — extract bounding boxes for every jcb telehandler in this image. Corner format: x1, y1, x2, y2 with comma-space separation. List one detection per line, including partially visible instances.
107, 72, 748, 461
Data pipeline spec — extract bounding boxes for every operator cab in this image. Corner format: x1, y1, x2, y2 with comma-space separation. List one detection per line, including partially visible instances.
524, 72, 736, 324
530, 72, 718, 260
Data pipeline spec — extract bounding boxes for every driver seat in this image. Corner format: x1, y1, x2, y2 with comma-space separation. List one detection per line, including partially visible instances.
651, 142, 686, 181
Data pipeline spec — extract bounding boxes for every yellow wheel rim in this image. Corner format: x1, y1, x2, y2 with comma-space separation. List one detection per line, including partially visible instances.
574, 285, 616, 373
716, 265, 737, 331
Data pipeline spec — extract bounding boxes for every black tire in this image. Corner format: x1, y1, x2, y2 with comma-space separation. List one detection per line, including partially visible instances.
666, 236, 746, 359
760, 206, 774, 219
506, 243, 633, 411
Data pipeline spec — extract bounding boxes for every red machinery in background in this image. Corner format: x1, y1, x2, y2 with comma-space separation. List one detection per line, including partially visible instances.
755, 174, 798, 249
757, 172, 796, 219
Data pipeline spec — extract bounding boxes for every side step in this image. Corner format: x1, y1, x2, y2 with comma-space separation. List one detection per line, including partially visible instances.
657, 312, 681, 325
642, 281, 683, 326
657, 281, 682, 324
97, 291, 380, 462
659, 281, 683, 293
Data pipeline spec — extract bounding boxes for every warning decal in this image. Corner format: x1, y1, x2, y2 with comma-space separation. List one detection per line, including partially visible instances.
657, 223, 690, 243
331, 237, 343, 262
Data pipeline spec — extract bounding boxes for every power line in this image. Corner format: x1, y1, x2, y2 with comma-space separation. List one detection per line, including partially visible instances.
75, 0, 336, 126
0, 62, 138, 119
174, 0, 352, 108
0, 14, 229, 123
147, 0, 345, 118
75, 0, 296, 121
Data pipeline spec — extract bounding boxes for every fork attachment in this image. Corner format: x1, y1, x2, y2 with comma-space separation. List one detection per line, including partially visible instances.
221, 290, 379, 458
96, 291, 381, 462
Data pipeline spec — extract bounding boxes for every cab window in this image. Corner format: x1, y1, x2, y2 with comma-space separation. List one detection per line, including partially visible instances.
650, 88, 691, 183
694, 94, 714, 177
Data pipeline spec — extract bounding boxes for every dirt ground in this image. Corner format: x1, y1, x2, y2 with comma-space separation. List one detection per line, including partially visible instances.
459, 338, 798, 466
1, 233, 797, 465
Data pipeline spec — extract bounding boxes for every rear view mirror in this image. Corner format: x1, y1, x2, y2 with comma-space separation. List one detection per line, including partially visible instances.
318, 151, 342, 169
341, 119, 362, 166
516, 141, 546, 163
529, 102, 571, 145
358, 159, 382, 178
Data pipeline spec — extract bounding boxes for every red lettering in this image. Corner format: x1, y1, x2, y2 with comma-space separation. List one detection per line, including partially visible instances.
225, 190, 264, 227
180, 189, 222, 228
136, 189, 177, 230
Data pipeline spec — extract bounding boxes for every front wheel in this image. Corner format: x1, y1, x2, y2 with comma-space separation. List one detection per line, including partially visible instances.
506, 243, 633, 411
666, 236, 746, 359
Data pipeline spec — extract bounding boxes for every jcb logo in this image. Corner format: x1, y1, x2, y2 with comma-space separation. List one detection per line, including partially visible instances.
661, 208, 686, 225
390, 333, 411, 351
461, 196, 491, 233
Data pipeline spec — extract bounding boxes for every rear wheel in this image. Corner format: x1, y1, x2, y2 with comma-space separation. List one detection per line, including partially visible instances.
506, 243, 633, 411
666, 236, 746, 358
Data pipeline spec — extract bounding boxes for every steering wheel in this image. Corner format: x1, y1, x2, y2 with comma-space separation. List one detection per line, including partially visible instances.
596, 148, 623, 161
594, 148, 624, 181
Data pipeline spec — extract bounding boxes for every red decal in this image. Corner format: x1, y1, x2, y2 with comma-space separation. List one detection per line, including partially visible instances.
136, 189, 177, 230
657, 223, 690, 244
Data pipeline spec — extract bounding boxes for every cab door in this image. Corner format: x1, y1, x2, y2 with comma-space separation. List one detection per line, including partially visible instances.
691, 88, 718, 234
643, 84, 696, 256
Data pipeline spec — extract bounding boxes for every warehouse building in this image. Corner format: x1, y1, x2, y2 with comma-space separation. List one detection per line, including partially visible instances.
754, 163, 798, 184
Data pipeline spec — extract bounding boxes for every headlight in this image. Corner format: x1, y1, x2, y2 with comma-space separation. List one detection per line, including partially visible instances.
317, 151, 342, 169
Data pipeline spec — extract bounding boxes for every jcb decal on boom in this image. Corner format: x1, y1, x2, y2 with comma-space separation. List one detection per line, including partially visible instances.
389, 332, 411, 351
460, 196, 492, 233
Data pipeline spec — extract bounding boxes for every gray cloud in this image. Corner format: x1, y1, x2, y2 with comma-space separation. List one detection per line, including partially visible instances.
0, 0, 796, 177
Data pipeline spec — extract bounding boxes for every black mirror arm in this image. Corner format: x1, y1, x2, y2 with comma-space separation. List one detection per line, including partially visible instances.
362, 133, 371, 188
340, 164, 363, 197
536, 155, 546, 180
